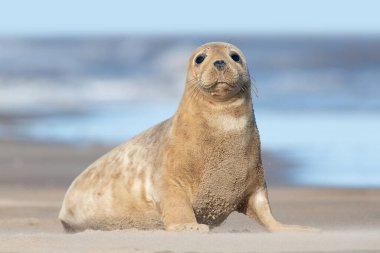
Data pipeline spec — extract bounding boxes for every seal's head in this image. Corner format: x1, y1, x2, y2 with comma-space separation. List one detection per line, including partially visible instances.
186, 42, 250, 102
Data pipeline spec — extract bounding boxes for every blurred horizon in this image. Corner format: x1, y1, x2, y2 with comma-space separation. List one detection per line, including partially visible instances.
1, 35, 380, 114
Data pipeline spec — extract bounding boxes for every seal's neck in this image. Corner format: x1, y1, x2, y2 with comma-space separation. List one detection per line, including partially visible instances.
175, 84, 255, 133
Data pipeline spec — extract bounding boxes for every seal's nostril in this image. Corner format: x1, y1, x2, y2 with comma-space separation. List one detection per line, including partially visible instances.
213, 60, 226, 71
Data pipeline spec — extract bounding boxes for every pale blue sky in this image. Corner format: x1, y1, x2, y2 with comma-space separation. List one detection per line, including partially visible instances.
0, 0, 379, 36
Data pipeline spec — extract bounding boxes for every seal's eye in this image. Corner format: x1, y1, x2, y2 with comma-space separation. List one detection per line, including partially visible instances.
230, 53, 240, 62
195, 54, 206, 64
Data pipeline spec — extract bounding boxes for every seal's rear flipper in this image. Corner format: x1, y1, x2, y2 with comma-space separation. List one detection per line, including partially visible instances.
60, 220, 79, 233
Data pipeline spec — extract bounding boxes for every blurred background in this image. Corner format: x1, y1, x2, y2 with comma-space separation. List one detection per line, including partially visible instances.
0, 0, 379, 188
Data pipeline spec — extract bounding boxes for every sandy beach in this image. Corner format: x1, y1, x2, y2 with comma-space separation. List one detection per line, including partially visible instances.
0, 139, 379, 253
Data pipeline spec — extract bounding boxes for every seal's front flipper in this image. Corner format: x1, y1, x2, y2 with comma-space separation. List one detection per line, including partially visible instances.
160, 183, 209, 232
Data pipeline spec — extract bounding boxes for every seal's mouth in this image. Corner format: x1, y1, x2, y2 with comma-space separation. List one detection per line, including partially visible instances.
203, 81, 238, 98
203, 81, 235, 90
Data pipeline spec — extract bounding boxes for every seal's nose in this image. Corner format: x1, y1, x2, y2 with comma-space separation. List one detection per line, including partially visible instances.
213, 60, 226, 71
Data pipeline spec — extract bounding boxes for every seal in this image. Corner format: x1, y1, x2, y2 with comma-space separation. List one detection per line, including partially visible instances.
59, 42, 317, 233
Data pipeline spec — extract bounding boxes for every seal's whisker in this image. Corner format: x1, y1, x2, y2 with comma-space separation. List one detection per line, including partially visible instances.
251, 78, 259, 98
190, 86, 198, 102
188, 82, 201, 103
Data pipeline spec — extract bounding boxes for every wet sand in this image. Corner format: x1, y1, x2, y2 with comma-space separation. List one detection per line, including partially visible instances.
0, 139, 379, 252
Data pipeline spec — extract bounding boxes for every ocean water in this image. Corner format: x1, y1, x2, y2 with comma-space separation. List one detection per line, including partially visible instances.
0, 36, 379, 188
257, 110, 380, 187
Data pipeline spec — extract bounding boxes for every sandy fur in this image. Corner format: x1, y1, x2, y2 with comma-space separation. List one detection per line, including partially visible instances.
59, 120, 171, 231
59, 42, 317, 233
